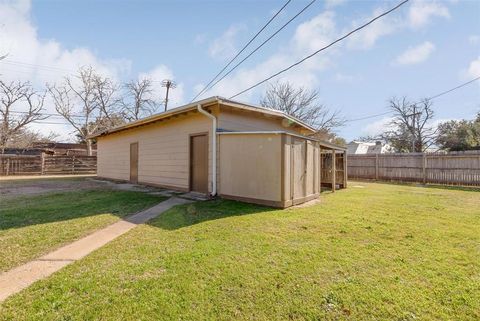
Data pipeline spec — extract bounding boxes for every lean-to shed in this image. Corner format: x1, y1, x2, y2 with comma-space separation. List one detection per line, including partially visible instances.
92, 96, 346, 208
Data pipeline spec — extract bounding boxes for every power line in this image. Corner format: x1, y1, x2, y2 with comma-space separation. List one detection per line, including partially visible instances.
191, 0, 292, 102
10, 110, 87, 119
196, 0, 317, 101
30, 120, 72, 125
229, 0, 410, 99
0, 59, 169, 84
346, 76, 480, 122
1, 59, 77, 74
346, 111, 392, 122
428, 76, 480, 100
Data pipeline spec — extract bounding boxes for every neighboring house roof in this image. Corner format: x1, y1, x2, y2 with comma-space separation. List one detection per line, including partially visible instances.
347, 141, 392, 154
91, 96, 317, 138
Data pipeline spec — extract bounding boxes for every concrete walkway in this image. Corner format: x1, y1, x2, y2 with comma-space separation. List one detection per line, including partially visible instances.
0, 197, 191, 302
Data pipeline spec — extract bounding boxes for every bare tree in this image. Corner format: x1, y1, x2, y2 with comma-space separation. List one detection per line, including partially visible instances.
0, 80, 47, 152
48, 67, 101, 156
386, 97, 437, 152
7, 129, 58, 150
122, 78, 159, 121
92, 74, 124, 128
260, 82, 345, 133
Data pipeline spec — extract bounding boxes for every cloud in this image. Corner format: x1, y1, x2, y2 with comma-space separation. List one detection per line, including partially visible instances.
208, 24, 245, 60
199, 12, 337, 100
465, 56, 480, 79
334, 72, 356, 83
346, 0, 451, 50
362, 117, 394, 137
0, 1, 130, 85
138, 65, 185, 109
325, 0, 346, 8
469, 35, 480, 45
199, 0, 453, 100
395, 41, 435, 65
408, 0, 450, 29
346, 7, 399, 50
194, 33, 207, 45
293, 11, 336, 53
0, 0, 134, 141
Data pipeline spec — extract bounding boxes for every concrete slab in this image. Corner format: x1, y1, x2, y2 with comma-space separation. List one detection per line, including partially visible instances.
0, 197, 191, 302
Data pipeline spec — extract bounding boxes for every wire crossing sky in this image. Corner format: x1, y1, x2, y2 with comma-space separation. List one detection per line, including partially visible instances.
0, 0, 479, 141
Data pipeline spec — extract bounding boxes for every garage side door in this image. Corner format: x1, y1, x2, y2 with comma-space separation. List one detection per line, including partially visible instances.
190, 134, 208, 193
130, 142, 138, 184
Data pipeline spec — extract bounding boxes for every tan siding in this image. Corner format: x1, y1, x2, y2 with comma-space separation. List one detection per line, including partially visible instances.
282, 135, 321, 205
219, 133, 282, 202
97, 111, 213, 191
218, 107, 306, 134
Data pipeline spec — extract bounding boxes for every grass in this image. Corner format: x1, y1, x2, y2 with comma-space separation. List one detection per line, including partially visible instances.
1, 182, 479, 320
0, 189, 166, 271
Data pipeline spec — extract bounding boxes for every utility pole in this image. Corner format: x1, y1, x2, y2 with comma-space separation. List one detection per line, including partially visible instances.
406, 104, 422, 152
161, 79, 176, 112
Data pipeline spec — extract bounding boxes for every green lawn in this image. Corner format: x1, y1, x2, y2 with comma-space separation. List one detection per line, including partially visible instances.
1, 182, 479, 320
0, 189, 166, 271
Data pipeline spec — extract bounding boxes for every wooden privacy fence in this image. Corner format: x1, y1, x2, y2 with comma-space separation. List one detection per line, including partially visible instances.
348, 151, 480, 186
0, 154, 97, 176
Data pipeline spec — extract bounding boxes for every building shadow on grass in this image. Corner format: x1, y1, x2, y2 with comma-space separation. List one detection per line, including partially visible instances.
0, 189, 167, 231
149, 199, 276, 230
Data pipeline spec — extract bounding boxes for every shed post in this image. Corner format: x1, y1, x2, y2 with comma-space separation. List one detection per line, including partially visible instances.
280, 133, 286, 202
318, 146, 322, 192
331, 149, 336, 192
303, 140, 308, 198
343, 151, 348, 188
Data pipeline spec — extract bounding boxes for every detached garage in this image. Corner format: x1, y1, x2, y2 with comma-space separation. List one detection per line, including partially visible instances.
92, 96, 346, 208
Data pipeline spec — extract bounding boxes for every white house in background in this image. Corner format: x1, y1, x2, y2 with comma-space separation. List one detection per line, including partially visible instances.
347, 141, 393, 154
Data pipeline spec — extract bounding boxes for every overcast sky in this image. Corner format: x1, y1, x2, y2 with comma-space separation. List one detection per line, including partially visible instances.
1, 0, 479, 141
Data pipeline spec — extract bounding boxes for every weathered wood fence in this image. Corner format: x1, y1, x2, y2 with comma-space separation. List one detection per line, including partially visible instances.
0, 154, 97, 176
348, 151, 480, 186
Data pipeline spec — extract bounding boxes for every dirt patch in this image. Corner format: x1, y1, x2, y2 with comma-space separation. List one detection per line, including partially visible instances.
289, 198, 322, 209
0, 177, 109, 198
0, 177, 172, 198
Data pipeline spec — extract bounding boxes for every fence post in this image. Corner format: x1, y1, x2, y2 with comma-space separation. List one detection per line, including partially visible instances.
422, 153, 427, 184
72, 155, 75, 174
41, 153, 45, 175
375, 153, 379, 180
5, 157, 10, 176
331, 150, 336, 192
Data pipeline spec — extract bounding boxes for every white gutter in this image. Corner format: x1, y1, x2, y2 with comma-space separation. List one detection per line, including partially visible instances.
197, 104, 217, 196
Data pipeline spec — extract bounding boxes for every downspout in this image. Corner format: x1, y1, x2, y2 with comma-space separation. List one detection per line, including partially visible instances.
197, 104, 217, 197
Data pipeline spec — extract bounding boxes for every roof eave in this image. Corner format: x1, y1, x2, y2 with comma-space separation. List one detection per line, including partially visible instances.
89, 96, 221, 138
90, 96, 318, 139
217, 97, 317, 133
